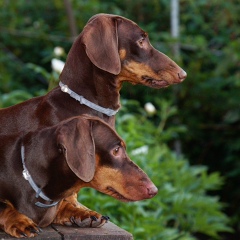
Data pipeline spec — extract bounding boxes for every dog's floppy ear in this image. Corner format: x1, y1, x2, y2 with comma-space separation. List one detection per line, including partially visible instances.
56, 118, 95, 182
82, 15, 121, 75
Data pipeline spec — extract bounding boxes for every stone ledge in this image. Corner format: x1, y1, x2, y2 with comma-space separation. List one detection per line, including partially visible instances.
0, 222, 134, 240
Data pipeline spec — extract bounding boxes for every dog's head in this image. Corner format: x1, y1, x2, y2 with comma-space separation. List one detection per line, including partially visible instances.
77, 13, 186, 88
56, 115, 158, 202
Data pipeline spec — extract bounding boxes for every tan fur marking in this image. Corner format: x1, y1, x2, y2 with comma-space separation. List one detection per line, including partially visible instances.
117, 61, 174, 84
54, 195, 102, 226
90, 166, 124, 191
119, 49, 127, 60
87, 159, 132, 202
0, 200, 39, 238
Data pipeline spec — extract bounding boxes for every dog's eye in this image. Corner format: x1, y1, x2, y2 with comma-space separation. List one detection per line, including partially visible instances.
113, 146, 120, 156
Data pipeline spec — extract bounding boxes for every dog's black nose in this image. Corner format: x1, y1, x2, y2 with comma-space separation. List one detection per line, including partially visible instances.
147, 186, 158, 197
178, 69, 187, 80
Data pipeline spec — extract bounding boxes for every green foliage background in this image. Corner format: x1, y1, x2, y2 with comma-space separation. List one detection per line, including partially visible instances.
0, 0, 239, 239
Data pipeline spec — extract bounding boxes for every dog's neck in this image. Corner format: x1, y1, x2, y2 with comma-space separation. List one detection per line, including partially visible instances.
21, 145, 59, 208
22, 130, 84, 203
59, 39, 122, 112
59, 81, 119, 117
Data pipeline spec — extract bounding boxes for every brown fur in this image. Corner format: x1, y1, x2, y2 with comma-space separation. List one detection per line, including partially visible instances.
0, 13, 186, 237
0, 115, 157, 237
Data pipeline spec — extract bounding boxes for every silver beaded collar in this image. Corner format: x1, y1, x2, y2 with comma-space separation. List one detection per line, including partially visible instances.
59, 81, 119, 117
21, 145, 59, 208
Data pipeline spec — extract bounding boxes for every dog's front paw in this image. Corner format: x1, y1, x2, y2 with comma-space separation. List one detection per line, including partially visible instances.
54, 198, 109, 228
70, 214, 110, 228
0, 200, 41, 238
4, 214, 41, 238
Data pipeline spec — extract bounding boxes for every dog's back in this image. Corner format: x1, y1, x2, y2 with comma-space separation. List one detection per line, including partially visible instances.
0, 96, 43, 134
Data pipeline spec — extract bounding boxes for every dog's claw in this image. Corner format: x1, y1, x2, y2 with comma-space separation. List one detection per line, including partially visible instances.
70, 216, 74, 223
19, 231, 28, 238
29, 229, 37, 234
101, 215, 110, 221
70, 216, 78, 226
91, 216, 97, 221
29, 227, 40, 234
